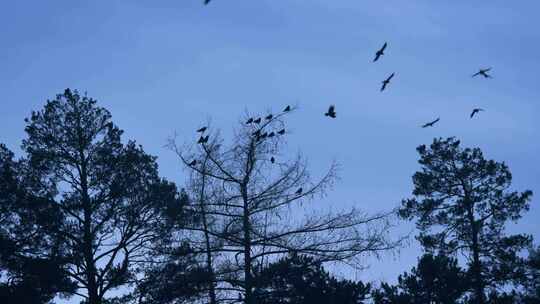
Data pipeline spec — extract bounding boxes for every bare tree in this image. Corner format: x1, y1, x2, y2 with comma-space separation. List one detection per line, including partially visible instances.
169, 108, 402, 304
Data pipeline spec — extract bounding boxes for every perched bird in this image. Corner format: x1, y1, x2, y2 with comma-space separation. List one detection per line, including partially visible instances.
470, 108, 484, 118
472, 68, 492, 78
295, 188, 303, 195
203, 135, 209, 143
197, 136, 205, 144
270, 156, 275, 164
268, 132, 275, 137
283, 105, 291, 112
188, 160, 197, 166
252, 130, 261, 137
196, 126, 207, 133
260, 132, 268, 139
265, 114, 273, 120
324, 105, 336, 118
246, 118, 254, 124
421, 118, 440, 128
373, 42, 387, 62
253, 117, 262, 124
277, 129, 285, 135
381, 73, 395, 92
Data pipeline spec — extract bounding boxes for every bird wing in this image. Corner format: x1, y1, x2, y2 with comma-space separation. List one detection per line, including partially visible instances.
381, 82, 387, 91
381, 42, 387, 51
329, 105, 335, 112
472, 71, 481, 77
388, 73, 395, 80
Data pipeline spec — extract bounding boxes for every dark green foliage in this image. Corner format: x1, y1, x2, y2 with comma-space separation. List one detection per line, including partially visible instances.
372, 254, 468, 304
253, 253, 371, 304
19, 89, 184, 304
0, 144, 77, 303
399, 137, 533, 303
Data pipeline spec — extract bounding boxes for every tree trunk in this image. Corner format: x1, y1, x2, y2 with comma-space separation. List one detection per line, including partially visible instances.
199, 164, 217, 304
467, 204, 484, 304
241, 184, 253, 304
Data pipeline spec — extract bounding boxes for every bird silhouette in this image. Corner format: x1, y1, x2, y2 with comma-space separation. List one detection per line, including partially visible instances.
197, 127, 207, 133
324, 105, 336, 118
270, 156, 275, 164
268, 132, 275, 137
277, 129, 285, 135
246, 118, 254, 124
252, 130, 261, 137
265, 114, 273, 120
253, 118, 262, 124
373, 42, 387, 62
283, 105, 291, 112
421, 118, 440, 128
188, 160, 197, 166
470, 108, 484, 118
295, 188, 303, 195
472, 68, 492, 78
204, 0, 211, 5
381, 73, 395, 91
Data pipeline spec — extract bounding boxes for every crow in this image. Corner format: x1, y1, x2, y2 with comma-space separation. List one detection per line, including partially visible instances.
204, 0, 211, 5
283, 105, 291, 112
270, 156, 275, 164
295, 188, 303, 195
381, 73, 395, 91
197, 136, 205, 144
268, 132, 275, 137
421, 118, 440, 128
373, 42, 387, 62
246, 118, 254, 124
188, 160, 197, 166
470, 108, 484, 118
252, 130, 261, 137
253, 118, 262, 124
324, 105, 336, 118
265, 114, 273, 120
202, 135, 209, 143
472, 68, 492, 78
277, 129, 285, 135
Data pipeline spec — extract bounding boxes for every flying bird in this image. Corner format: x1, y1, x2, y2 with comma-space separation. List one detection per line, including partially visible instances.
295, 188, 303, 195
188, 160, 197, 166
381, 73, 395, 92
373, 42, 387, 62
324, 105, 336, 118
265, 114, 273, 120
204, 0, 211, 5
470, 108, 484, 118
253, 118, 262, 124
472, 68, 492, 78
246, 118, 254, 124
277, 129, 285, 135
196, 127, 207, 133
283, 105, 291, 112
421, 118, 440, 128
270, 157, 275, 164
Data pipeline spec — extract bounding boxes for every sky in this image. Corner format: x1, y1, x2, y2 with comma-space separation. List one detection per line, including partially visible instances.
1, 0, 539, 300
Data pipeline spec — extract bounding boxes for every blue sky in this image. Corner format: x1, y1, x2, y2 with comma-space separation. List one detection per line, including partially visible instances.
1, 0, 539, 299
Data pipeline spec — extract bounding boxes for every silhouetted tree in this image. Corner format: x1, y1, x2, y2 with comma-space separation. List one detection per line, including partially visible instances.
372, 253, 469, 304
399, 137, 533, 304
21, 89, 183, 304
519, 245, 540, 304
253, 253, 371, 304
0, 143, 77, 303
169, 108, 403, 304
